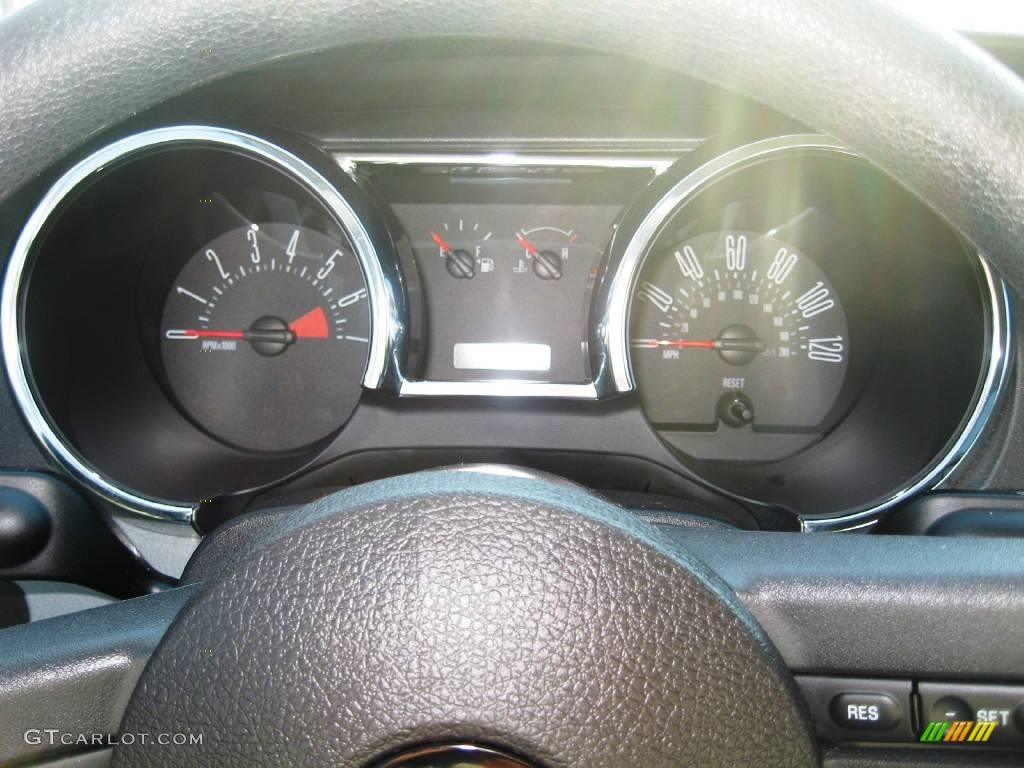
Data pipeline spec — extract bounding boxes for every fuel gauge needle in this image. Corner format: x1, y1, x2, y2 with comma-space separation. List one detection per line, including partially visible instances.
431, 231, 455, 254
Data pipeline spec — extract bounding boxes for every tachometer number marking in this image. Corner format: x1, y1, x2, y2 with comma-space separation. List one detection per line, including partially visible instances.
176, 286, 208, 305
246, 228, 261, 264
337, 287, 367, 308
205, 248, 229, 279
285, 228, 300, 264
318, 249, 341, 280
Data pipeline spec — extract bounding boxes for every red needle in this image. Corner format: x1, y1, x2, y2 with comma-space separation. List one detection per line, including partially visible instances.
288, 306, 328, 339
179, 329, 245, 339
516, 233, 540, 257
632, 339, 718, 349
167, 307, 329, 342
431, 231, 454, 253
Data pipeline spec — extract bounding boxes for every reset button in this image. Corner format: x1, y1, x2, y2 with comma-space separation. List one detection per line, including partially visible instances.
829, 692, 902, 731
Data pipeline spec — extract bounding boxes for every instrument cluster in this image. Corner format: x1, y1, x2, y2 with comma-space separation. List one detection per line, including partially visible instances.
2, 127, 1008, 530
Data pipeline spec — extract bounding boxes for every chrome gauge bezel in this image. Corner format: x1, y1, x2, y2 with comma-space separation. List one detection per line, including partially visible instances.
605, 134, 1013, 531
1, 126, 398, 523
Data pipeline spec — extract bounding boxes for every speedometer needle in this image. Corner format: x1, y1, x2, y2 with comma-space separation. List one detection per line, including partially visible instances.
631, 338, 766, 352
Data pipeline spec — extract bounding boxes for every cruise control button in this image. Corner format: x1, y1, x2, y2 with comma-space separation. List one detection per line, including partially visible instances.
796, 676, 914, 743
829, 692, 902, 731
929, 696, 973, 724
919, 682, 1024, 747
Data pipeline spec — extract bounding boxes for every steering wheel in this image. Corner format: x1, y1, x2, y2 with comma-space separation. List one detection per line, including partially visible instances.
1, 1, 1023, 766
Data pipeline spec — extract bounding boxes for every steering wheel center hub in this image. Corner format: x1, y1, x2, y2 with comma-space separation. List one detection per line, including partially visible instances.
114, 471, 816, 768
377, 744, 537, 768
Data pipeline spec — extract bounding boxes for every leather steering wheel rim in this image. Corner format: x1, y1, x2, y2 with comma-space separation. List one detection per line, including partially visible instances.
2, 0, 1024, 291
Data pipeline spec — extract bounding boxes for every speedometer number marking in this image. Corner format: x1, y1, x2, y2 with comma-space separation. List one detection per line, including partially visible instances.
795, 282, 835, 318
674, 247, 704, 280
767, 247, 799, 284
637, 282, 674, 313
807, 336, 845, 363
725, 235, 747, 271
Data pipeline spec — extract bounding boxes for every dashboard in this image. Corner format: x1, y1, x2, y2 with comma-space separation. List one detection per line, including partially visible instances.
2, 104, 1007, 536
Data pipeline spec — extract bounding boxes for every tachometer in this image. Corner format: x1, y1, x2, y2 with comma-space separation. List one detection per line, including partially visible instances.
161, 222, 371, 452
630, 230, 848, 431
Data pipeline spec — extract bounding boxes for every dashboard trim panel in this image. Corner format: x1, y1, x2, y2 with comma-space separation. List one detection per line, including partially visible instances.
801, 257, 1012, 532
1, 132, 1009, 528
336, 152, 679, 176
399, 379, 599, 399
338, 150, 677, 399
1, 126, 398, 523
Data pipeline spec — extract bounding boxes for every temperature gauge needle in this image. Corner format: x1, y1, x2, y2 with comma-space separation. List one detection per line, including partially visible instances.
516, 233, 540, 257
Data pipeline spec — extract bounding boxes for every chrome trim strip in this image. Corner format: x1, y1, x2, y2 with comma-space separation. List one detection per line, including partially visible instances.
399, 379, 598, 399
801, 258, 1012, 532
336, 152, 681, 175
1, 126, 396, 523
603, 134, 858, 392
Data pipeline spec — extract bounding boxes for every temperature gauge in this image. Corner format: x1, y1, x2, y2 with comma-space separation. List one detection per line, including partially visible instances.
515, 226, 578, 280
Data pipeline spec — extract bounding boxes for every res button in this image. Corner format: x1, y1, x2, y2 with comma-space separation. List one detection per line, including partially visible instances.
829, 692, 903, 731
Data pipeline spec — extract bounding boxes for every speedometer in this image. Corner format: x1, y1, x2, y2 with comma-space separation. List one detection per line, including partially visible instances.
630, 230, 849, 432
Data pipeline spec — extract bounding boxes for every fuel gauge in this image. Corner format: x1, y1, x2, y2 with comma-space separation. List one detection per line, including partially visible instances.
429, 219, 494, 279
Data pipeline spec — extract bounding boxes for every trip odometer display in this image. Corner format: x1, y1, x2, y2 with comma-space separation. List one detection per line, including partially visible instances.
161, 222, 371, 452
630, 230, 848, 432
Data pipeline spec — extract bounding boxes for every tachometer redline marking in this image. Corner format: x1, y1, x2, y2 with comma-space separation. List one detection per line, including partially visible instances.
288, 306, 329, 339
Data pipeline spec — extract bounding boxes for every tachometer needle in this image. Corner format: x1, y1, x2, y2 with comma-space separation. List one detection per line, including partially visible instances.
165, 307, 330, 343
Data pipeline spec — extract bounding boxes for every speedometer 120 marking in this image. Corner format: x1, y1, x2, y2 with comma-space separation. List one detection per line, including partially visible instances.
629, 230, 849, 430
161, 222, 371, 453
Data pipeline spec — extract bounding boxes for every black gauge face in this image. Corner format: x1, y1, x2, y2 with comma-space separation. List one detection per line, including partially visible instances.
630, 230, 849, 433
161, 222, 371, 452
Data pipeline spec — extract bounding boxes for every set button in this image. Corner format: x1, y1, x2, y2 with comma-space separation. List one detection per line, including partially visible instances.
919, 682, 1024, 748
